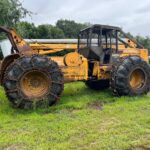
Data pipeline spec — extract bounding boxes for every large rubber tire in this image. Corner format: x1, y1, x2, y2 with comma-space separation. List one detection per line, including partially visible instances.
85, 80, 110, 90
110, 56, 150, 96
3, 55, 64, 109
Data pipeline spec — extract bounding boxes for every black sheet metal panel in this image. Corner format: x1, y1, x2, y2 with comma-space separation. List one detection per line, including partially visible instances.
78, 46, 103, 60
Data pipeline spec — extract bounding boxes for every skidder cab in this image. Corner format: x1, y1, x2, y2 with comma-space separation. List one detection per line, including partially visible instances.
78, 25, 150, 95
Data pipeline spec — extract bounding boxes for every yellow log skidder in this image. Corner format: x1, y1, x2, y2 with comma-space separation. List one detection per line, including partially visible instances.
0, 24, 149, 109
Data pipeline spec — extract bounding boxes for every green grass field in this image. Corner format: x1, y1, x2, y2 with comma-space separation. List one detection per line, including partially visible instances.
0, 82, 150, 150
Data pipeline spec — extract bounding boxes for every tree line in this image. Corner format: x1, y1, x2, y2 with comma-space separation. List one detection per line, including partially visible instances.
0, 0, 150, 52
15, 20, 88, 39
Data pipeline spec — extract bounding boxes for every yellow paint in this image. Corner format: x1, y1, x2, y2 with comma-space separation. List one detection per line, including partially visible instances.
29, 41, 149, 82
129, 69, 145, 89
5, 28, 150, 84
20, 70, 50, 99
51, 53, 88, 82
30, 43, 77, 55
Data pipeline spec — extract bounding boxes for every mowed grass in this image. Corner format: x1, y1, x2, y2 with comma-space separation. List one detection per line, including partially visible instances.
0, 82, 150, 150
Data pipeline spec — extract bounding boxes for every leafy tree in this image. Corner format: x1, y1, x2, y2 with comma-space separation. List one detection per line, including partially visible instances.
50, 26, 65, 39
36, 24, 65, 39
136, 36, 150, 53
36, 24, 52, 39
15, 22, 38, 39
0, 0, 30, 27
56, 19, 87, 38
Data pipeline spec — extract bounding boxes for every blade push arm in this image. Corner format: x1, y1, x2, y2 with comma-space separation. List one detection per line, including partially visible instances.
0, 26, 32, 54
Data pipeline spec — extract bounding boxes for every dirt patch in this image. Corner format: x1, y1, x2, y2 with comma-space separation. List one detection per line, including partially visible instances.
88, 101, 104, 110
3, 144, 27, 150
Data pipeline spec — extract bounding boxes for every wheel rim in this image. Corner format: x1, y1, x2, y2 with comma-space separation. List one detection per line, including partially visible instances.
129, 68, 146, 90
20, 70, 50, 100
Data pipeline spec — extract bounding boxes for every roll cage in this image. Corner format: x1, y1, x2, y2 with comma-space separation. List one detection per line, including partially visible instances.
78, 24, 143, 52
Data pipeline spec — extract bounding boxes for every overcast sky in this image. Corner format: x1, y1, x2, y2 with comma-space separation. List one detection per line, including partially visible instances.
21, 0, 150, 36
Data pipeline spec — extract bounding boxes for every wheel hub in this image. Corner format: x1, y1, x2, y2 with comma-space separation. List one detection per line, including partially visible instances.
30, 78, 41, 88
20, 70, 51, 100
129, 68, 146, 90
